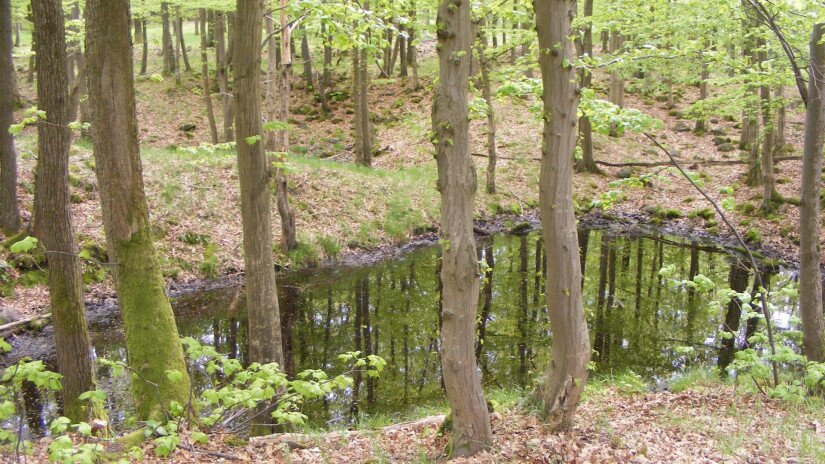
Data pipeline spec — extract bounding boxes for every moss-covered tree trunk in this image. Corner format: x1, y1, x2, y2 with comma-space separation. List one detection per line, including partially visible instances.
534, 0, 591, 430
85, 0, 191, 420
799, 24, 825, 364
31, 0, 96, 423
432, 0, 493, 456
233, 0, 284, 366
0, 0, 20, 233
140, 19, 148, 75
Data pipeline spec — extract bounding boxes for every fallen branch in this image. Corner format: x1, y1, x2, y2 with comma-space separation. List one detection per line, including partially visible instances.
0, 314, 51, 337
469, 152, 803, 168
251, 414, 446, 446
644, 132, 780, 387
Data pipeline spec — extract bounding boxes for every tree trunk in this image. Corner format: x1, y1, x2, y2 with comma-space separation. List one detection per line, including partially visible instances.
264, 16, 279, 152
134, 18, 143, 43
161, 2, 175, 76
534, 0, 590, 430
14, 20, 20, 48
799, 23, 825, 364
216, 12, 234, 142
475, 25, 497, 194
275, 0, 297, 251
226, 12, 235, 68
399, 26, 408, 78
774, 85, 786, 154
300, 25, 312, 90
140, 19, 148, 75
409, 5, 420, 90
759, 48, 778, 212
320, 22, 332, 113
31, 0, 96, 423
176, 12, 191, 72
574, 0, 599, 174
695, 60, 710, 133
199, 9, 218, 144
233, 0, 284, 366
432, 0, 492, 456
0, 0, 20, 232
85, 0, 191, 420
353, 31, 372, 167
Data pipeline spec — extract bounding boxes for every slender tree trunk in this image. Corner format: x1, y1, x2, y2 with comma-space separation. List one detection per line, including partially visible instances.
161, 2, 175, 76
85, 0, 192, 420
140, 19, 148, 75
0, 0, 20, 232
432, 0, 492, 456
134, 18, 143, 43
176, 12, 191, 72
695, 60, 710, 133
534, 0, 590, 430
216, 13, 234, 142
199, 9, 218, 144
14, 20, 20, 48
759, 49, 778, 212
31, 0, 96, 423
300, 24, 312, 90
774, 85, 786, 154
226, 12, 235, 68
264, 16, 279, 152
799, 23, 825, 364
476, 24, 497, 194
233, 0, 284, 365
399, 26, 408, 78
320, 22, 332, 113
574, 0, 599, 174
275, 0, 297, 251
353, 22, 372, 168
409, 5, 420, 90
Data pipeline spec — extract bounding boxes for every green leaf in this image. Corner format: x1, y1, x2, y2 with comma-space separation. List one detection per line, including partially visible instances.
245, 135, 262, 146
9, 236, 38, 254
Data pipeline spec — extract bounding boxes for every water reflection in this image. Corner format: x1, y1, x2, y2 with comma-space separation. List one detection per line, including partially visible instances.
10, 228, 799, 432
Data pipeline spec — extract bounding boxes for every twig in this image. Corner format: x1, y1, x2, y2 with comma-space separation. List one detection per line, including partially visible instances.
644, 132, 779, 387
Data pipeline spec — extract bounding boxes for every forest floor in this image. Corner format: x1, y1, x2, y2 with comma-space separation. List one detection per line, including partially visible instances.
0, 37, 812, 319
23, 382, 823, 463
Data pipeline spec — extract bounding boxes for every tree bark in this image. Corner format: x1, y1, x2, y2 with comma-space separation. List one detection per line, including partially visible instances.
534, 0, 590, 430
199, 9, 218, 144
432, 0, 492, 456
319, 22, 332, 113
233, 0, 284, 365
31, 0, 96, 423
799, 23, 825, 363
161, 2, 175, 76
85, 0, 191, 420
0, 0, 20, 232
695, 59, 710, 133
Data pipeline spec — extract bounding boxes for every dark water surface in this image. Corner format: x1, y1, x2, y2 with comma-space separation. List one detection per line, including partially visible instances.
16, 228, 797, 433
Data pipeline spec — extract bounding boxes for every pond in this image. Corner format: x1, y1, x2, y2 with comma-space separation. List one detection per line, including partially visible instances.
9, 228, 798, 435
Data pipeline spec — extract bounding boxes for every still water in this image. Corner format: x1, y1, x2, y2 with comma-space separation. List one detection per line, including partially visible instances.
15, 228, 797, 433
